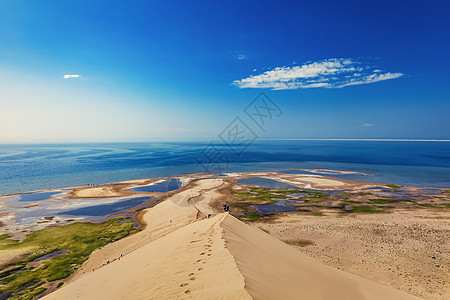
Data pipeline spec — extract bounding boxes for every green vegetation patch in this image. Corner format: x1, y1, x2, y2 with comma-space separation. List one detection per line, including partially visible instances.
231, 187, 310, 204
284, 239, 315, 247
232, 187, 325, 203
240, 211, 261, 221
351, 206, 386, 213
419, 203, 450, 209
443, 190, 450, 194
231, 187, 283, 204
312, 212, 324, 216
386, 184, 400, 189
302, 196, 322, 202
369, 198, 391, 204
0, 218, 134, 299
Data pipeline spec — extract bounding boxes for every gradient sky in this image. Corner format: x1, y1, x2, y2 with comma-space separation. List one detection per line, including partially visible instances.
0, 0, 449, 142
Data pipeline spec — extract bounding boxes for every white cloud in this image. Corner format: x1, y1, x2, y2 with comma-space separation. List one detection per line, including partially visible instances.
339, 72, 403, 88
233, 58, 403, 90
237, 54, 248, 60
363, 123, 375, 127
63, 74, 81, 79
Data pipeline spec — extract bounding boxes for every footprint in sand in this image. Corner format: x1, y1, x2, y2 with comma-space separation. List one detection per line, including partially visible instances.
185, 290, 191, 294
190, 277, 196, 281
196, 259, 202, 262
180, 283, 189, 287
200, 252, 205, 255
189, 273, 194, 276
207, 254, 211, 256
198, 267, 203, 271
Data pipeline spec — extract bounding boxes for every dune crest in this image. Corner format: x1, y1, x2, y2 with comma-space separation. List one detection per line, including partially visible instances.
44, 178, 422, 299
221, 214, 421, 300
45, 213, 421, 299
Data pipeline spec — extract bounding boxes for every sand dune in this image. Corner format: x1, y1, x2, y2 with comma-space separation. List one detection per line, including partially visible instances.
222, 214, 421, 300
45, 211, 421, 299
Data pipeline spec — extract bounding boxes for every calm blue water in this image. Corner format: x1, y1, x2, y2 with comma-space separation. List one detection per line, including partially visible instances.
1, 141, 450, 194
62, 196, 152, 217
17, 191, 63, 202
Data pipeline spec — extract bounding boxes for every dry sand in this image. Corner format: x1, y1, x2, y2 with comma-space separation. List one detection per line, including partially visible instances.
256, 210, 449, 300
45, 177, 423, 300
45, 212, 421, 300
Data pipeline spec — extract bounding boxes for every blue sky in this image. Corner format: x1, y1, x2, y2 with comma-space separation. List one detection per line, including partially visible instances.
0, 0, 449, 142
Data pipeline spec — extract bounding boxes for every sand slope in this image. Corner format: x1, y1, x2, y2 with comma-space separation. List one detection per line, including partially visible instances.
44, 214, 251, 299
45, 210, 422, 299
222, 214, 421, 300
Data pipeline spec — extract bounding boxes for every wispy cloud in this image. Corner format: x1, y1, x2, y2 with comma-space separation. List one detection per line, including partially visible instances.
233, 58, 403, 90
63, 74, 81, 79
237, 54, 248, 60
363, 123, 375, 127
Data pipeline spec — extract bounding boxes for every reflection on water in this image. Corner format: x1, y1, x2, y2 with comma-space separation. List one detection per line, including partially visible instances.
131, 178, 181, 192
62, 196, 152, 216
287, 192, 309, 199
418, 188, 442, 195
237, 177, 299, 189
251, 199, 302, 214
18, 191, 64, 202
32, 250, 69, 262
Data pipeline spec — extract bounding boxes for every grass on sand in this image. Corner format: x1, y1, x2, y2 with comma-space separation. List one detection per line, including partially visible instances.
240, 211, 261, 221
283, 239, 315, 247
0, 218, 134, 299
351, 206, 386, 213
231, 187, 325, 204
386, 184, 400, 189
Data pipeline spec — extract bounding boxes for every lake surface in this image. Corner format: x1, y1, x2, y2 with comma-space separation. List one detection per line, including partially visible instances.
62, 196, 152, 216
1, 140, 450, 194
17, 191, 64, 202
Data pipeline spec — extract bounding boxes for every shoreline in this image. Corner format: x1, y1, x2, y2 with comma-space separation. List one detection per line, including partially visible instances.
1, 171, 449, 299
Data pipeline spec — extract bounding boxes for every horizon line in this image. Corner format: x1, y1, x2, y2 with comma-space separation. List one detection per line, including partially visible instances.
267, 138, 450, 142
1, 138, 450, 144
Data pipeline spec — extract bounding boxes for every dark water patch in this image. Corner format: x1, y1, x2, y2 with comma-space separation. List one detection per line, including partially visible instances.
287, 192, 309, 199
237, 177, 300, 190
0, 269, 23, 281
371, 191, 420, 198
0, 280, 41, 300
418, 188, 443, 195
62, 196, 152, 217
321, 190, 348, 195
131, 178, 181, 192
32, 250, 69, 262
251, 200, 299, 214
18, 191, 62, 202
362, 186, 392, 191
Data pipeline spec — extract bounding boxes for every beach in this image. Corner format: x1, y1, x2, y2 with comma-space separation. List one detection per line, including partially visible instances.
1, 172, 449, 299
43, 177, 425, 300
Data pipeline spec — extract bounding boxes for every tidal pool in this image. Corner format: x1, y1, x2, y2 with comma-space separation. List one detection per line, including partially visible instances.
17, 191, 64, 202
32, 250, 69, 262
62, 196, 152, 216
251, 199, 299, 214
